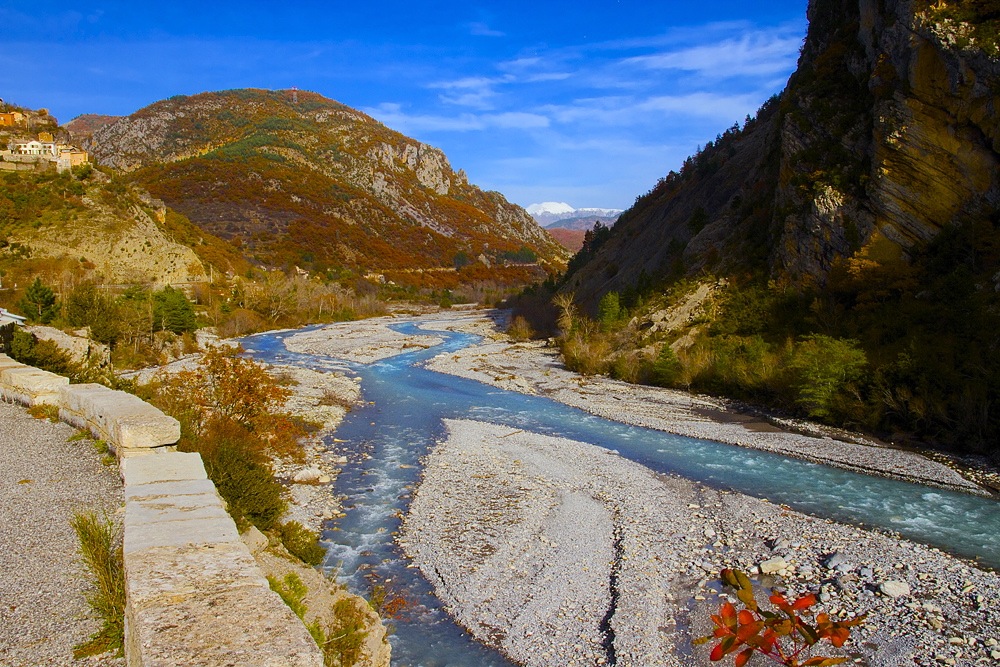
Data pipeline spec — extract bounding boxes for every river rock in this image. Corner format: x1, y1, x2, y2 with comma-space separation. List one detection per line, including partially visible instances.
760, 557, 787, 575
879, 580, 911, 598
824, 551, 849, 569
293, 467, 324, 483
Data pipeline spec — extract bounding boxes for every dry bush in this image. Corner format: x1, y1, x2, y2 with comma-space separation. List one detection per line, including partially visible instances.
507, 315, 535, 341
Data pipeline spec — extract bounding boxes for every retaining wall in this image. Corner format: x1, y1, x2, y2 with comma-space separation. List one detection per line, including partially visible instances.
0, 353, 323, 666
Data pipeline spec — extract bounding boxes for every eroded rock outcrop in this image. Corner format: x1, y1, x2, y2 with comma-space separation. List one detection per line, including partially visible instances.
566, 0, 999, 297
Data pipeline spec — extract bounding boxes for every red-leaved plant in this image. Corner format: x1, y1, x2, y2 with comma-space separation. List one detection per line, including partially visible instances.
695, 569, 865, 667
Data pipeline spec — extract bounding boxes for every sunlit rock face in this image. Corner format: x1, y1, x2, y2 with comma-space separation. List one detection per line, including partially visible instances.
566, 0, 999, 298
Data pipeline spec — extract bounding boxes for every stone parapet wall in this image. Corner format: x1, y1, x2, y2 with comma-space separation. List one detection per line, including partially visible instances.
0, 353, 324, 666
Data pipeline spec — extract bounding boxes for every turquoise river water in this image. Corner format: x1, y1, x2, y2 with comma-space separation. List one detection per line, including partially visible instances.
241, 322, 1000, 667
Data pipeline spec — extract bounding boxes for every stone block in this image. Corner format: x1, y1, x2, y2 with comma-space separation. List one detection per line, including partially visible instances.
125, 491, 231, 529
0, 366, 69, 405
124, 513, 240, 555
124, 543, 322, 666
0, 354, 25, 371
125, 478, 217, 502
122, 451, 207, 486
111, 409, 181, 449
58, 383, 112, 433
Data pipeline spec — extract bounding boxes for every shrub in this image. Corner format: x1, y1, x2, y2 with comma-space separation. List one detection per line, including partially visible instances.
507, 315, 535, 341
9, 328, 81, 377
787, 335, 867, 421
650, 345, 683, 387
71, 512, 125, 658
195, 418, 286, 531
278, 521, 327, 566
597, 291, 621, 330
696, 568, 863, 666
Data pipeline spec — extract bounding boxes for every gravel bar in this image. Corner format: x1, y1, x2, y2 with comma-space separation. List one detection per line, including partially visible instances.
0, 401, 124, 666
401, 419, 1000, 667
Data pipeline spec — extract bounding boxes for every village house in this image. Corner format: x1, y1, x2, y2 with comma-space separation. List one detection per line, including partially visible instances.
0, 111, 24, 127
2, 133, 89, 173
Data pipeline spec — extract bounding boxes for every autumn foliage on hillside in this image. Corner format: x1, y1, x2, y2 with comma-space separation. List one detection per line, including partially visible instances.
91, 88, 566, 288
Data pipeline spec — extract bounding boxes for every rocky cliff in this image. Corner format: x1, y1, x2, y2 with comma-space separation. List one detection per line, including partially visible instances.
565, 0, 1000, 298
87, 90, 566, 277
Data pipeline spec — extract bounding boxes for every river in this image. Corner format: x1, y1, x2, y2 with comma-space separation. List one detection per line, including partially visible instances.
241, 320, 1000, 666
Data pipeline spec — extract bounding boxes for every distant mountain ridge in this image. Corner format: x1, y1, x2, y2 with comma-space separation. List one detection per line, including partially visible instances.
526, 202, 622, 230
86, 89, 567, 280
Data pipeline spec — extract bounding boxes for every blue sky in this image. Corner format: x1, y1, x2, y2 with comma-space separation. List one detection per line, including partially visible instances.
1, 1, 807, 209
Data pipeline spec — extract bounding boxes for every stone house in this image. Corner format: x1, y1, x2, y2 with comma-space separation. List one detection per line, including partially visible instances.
0, 111, 24, 127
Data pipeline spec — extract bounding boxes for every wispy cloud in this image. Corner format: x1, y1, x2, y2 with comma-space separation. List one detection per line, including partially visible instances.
365, 103, 549, 133
624, 31, 801, 78
468, 21, 505, 37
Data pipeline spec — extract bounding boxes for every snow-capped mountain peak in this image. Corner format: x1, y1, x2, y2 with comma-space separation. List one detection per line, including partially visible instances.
526, 202, 624, 230
526, 201, 576, 216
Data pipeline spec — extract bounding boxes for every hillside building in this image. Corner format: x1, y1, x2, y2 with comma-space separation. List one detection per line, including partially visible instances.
0, 111, 24, 127
2, 135, 89, 173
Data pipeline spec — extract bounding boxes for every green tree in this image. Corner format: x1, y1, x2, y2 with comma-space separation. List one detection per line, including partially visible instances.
597, 291, 621, 329
788, 335, 867, 421
65, 282, 121, 346
152, 286, 196, 334
18, 277, 58, 324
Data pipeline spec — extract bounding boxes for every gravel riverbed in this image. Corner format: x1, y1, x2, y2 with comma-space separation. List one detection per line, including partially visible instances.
402, 419, 1000, 667
0, 401, 124, 666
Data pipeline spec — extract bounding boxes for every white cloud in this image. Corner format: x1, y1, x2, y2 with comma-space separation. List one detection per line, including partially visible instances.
623, 31, 802, 78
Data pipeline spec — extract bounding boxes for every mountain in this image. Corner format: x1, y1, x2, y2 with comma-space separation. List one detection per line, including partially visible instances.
86, 89, 567, 283
0, 168, 248, 289
565, 0, 999, 299
527, 202, 623, 229
558, 0, 1000, 450
546, 228, 587, 252
64, 114, 121, 144
0, 102, 245, 287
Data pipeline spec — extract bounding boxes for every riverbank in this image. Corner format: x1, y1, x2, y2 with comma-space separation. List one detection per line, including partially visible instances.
0, 401, 124, 666
415, 311, 988, 495
402, 418, 1000, 667
286, 309, 984, 494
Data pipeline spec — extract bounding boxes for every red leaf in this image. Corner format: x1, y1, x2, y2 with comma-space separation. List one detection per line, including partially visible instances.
710, 642, 726, 661
738, 610, 756, 625
735, 647, 755, 667
792, 594, 817, 610
720, 602, 738, 628
736, 620, 764, 643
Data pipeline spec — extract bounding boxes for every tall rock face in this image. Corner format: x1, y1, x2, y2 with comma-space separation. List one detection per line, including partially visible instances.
566, 0, 999, 299
87, 89, 566, 275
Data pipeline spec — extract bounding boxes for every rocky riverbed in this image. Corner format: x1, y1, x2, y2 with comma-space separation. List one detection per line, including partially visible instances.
402, 419, 1000, 667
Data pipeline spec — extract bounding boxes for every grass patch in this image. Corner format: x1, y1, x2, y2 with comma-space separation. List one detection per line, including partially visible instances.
71, 511, 125, 659
317, 598, 368, 667
317, 387, 355, 411
277, 521, 327, 566
27, 403, 60, 422
268, 572, 369, 667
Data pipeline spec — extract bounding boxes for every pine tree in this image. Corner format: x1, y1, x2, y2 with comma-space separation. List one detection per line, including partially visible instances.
18, 277, 58, 324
